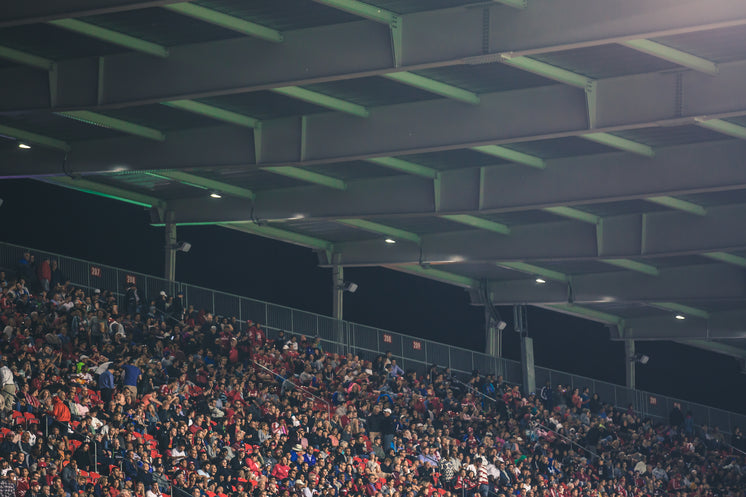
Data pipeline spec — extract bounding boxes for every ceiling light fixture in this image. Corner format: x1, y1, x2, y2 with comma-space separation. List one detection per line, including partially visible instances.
18, 143, 31, 149
210, 192, 222, 199
385, 238, 396, 244
675, 314, 686, 320
535, 278, 546, 284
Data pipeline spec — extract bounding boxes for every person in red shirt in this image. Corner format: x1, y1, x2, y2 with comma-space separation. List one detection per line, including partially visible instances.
50, 391, 72, 430
271, 456, 291, 480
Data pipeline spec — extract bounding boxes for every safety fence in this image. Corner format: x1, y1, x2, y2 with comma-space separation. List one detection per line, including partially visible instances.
2, 240, 745, 434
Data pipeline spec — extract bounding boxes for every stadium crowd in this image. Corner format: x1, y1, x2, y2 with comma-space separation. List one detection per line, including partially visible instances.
0, 252, 745, 497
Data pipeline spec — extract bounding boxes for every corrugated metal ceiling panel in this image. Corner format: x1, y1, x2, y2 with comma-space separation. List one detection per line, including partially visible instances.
533, 44, 679, 79
613, 126, 729, 147
400, 149, 509, 171
503, 136, 614, 159
579, 200, 669, 217
276, 219, 376, 242
0, 113, 122, 141
653, 25, 746, 63
0, 24, 125, 60
194, 168, 308, 191
415, 63, 556, 94
677, 189, 746, 208
305, 77, 438, 107
366, 0, 488, 14
482, 210, 567, 227
197, 92, 328, 120
99, 104, 222, 132
306, 161, 402, 181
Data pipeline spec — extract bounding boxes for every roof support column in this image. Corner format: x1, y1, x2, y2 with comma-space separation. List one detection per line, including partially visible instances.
515, 305, 536, 394
485, 305, 502, 359
164, 210, 177, 282
625, 340, 636, 390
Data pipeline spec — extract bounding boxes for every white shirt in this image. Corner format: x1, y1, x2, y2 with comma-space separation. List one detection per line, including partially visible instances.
0, 366, 13, 386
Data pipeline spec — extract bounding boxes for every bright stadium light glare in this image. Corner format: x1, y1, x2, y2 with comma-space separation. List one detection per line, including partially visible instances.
535, 278, 546, 284
384, 238, 396, 244
675, 314, 686, 320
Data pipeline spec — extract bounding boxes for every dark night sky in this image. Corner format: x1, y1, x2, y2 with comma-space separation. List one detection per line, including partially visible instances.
2, 178, 745, 415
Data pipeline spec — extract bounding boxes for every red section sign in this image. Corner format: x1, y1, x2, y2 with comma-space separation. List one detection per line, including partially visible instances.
125, 275, 136, 285
90, 266, 102, 278
649, 396, 657, 406
383, 334, 392, 344
412, 340, 422, 351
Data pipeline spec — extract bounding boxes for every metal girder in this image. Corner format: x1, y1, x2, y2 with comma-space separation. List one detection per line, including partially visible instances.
498, 55, 591, 88
471, 145, 545, 169
647, 196, 707, 216
702, 252, 746, 268
40, 176, 163, 208
695, 118, 746, 140
543, 206, 600, 224
0, 1, 187, 28
57, 111, 165, 141
648, 302, 710, 320
537, 303, 624, 327
336, 219, 421, 244
262, 167, 347, 190
311, 0, 397, 24
384, 264, 478, 289
0, 46, 53, 70
329, 203, 746, 265
440, 215, 510, 235
493, 0, 527, 9
602, 259, 659, 276
271, 87, 369, 118
622, 39, 719, 76
0, 124, 70, 152
383, 72, 480, 104
153, 171, 255, 200
582, 133, 655, 157
220, 221, 333, 251
5, 1, 746, 111
623, 311, 746, 345
162, 3, 283, 43
365, 157, 438, 179
48, 19, 169, 58
487, 263, 746, 304
497, 262, 568, 283
161, 100, 259, 128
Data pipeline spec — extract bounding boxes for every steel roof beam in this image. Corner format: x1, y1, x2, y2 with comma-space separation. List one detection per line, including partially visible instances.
220, 221, 333, 251
48, 19, 169, 58
383, 264, 478, 289
542, 206, 600, 225
0, 124, 70, 152
365, 157, 438, 179
336, 219, 421, 244
471, 145, 545, 169
57, 111, 165, 141
648, 302, 710, 320
622, 311, 746, 346
310, 0, 397, 24
647, 196, 707, 216
493, 0, 527, 9
582, 133, 655, 157
487, 263, 746, 304
440, 214, 510, 235
153, 170, 255, 200
497, 262, 569, 283
0, 46, 54, 70
702, 252, 746, 268
622, 39, 719, 76
271, 87, 369, 118
602, 259, 659, 276
695, 118, 746, 140
161, 100, 260, 128
327, 203, 746, 265
537, 303, 624, 327
498, 55, 591, 88
5, 1, 746, 110
0, 1, 187, 28
162, 3, 283, 43
40, 176, 163, 208
383, 72, 480, 104
262, 167, 346, 190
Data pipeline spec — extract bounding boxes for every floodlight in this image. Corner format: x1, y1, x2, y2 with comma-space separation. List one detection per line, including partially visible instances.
210, 192, 222, 199
18, 143, 31, 149
496, 320, 507, 331
675, 314, 686, 320
385, 238, 396, 244
535, 278, 546, 284
175, 241, 192, 253
343, 282, 359, 293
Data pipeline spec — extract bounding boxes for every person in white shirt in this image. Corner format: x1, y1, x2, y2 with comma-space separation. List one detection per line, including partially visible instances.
0, 361, 15, 412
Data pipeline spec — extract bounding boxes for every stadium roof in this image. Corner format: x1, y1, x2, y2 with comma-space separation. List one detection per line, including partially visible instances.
3, 0, 746, 359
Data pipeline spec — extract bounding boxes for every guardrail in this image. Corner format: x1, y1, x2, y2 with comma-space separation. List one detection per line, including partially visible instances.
2, 240, 745, 434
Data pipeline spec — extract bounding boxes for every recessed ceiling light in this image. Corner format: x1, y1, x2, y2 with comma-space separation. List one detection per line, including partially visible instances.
18, 143, 31, 149
210, 192, 222, 199
384, 238, 396, 244
675, 314, 686, 320
535, 278, 546, 284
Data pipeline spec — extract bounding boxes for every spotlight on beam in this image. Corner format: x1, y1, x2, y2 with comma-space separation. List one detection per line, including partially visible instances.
342, 282, 358, 293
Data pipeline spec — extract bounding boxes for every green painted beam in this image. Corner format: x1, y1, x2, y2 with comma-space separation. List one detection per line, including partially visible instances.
541, 303, 624, 327
311, 0, 397, 24
542, 206, 600, 224
162, 100, 259, 128
365, 157, 438, 179
221, 222, 332, 251
41, 176, 162, 208
702, 252, 746, 268
262, 166, 347, 190
0, 124, 70, 151
694, 118, 746, 140
440, 214, 511, 235
650, 302, 710, 319
48, 19, 168, 58
582, 132, 655, 157
56, 111, 165, 141
337, 219, 421, 244
272, 87, 369, 117
499, 55, 591, 88
646, 196, 707, 216
154, 171, 255, 200
383, 72, 480, 104
385, 264, 478, 288
163, 3, 283, 43
493, 0, 527, 8
0, 46, 53, 70
472, 145, 545, 169
602, 259, 659, 276
622, 39, 718, 76
496, 262, 569, 283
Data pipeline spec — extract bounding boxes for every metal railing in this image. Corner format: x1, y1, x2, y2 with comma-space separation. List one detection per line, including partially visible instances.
2, 240, 745, 434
